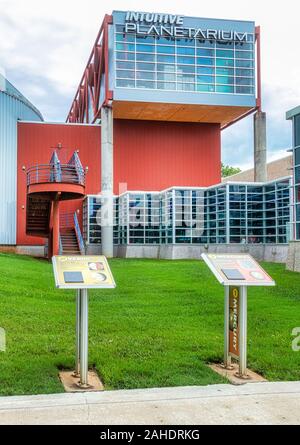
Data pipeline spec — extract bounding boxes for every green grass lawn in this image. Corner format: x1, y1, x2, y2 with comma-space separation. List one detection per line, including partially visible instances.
0, 252, 299, 396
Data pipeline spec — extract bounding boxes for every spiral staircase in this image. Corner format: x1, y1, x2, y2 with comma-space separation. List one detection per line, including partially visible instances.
26, 151, 86, 258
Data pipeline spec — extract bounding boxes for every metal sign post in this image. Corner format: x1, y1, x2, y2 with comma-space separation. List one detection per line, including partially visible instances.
223, 286, 232, 370
79, 288, 89, 387
52, 255, 116, 388
75, 289, 81, 377
202, 253, 275, 379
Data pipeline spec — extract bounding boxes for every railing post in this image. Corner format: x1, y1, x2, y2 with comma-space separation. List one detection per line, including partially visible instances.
52, 196, 60, 256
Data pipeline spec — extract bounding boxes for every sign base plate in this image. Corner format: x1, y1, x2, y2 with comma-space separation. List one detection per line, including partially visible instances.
59, 370, 104, 392
209, 363, 267, 385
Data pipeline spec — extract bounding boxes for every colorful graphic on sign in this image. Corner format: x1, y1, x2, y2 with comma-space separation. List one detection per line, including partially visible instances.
201, 254, 275, 286
229, 286, 239, 359
52, 256, 116, 289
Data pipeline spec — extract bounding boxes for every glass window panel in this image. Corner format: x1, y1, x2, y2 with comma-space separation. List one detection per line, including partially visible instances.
156, 37, 175, 45
136, 71, 155, 80
136, 80, 155, 88
177, 46, 195, 55
116, 43, 135, 51
295, 147, 300, 166
236, 86, 253, 94
235, 42, 253, 50
157, 45, 175, 54
294, 115, 300, 147
136, 44, 155, 52
177, 73, 195, 82
177, 56, 195, 64
197, 57, 214, 66
216, 67, 234, 75
197, 40, 215, 47
116, 79, 135, 87
157, 72, 175, 81
216, 49, 234, 58
116, 61, 135, 70
236, 77, 253, 86
176, 38, 195, 46
136, 35, 156, 43
196, 48, 214, 57
235, 50, 253, 59
115, 33, 135, 43
216, 85, 234, 93
196, 84, 215, 92
216, 76, 234, 85
178, 64, 195, 74
157, 54, 175, 63
235, 68, 253, 77
157, 81, 176, 90
236, 59, 254, 68
197, 75, 214, 84
116, 70, 135, 79
136, 62, 155, 71
136, 53, 155, 62
216, 58, 234, 67
197, 66, 214, 75
157, 63, 175, 72
295, 166, 300, 185
116, 51, 135, 61
177, 83, 195, 91
216, 41, 233, 48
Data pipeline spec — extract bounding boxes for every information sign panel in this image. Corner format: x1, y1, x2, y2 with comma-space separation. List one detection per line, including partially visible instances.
201, 254, 275, 286
52, 255, 116, 289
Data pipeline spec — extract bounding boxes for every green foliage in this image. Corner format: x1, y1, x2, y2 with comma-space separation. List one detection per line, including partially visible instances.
0, 253, 299, 395
221, 163, 241, 177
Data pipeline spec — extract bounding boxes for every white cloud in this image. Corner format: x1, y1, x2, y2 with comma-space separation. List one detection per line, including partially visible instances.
0, 0, 299, 166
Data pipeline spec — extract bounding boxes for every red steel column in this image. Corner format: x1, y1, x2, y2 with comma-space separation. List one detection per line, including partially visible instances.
52, 195, 60, 256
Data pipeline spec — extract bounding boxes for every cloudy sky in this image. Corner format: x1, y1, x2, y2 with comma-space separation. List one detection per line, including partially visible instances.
1, 0, 299, 169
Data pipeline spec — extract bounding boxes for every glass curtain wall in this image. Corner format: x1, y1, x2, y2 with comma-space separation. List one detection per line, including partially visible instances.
83, 178, 291, 246
83, 196, 119, 245
293, 114, 300, 239
114, 25, 255, 95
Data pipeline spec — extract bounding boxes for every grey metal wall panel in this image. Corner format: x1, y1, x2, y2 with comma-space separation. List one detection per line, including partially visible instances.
0, 89, 42, 244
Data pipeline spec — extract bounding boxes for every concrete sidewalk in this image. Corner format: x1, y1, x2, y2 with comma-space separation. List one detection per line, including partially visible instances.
0, 382, 299, 425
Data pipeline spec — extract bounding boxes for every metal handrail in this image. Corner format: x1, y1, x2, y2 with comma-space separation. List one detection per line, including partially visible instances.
74, 212, 85, 254
59, 235, 63, 255
49, 151, 61, 182
27, 164, 85, 186
60, 212, 74, 229
68, 151, 85, 185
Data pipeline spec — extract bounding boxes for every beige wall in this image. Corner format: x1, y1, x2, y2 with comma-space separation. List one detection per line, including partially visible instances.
222, 155, 293, 182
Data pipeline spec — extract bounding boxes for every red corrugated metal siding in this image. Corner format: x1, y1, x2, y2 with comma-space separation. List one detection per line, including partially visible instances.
114, 119, 221, 193
17, 119, 221, 246
17, 122, 100, 245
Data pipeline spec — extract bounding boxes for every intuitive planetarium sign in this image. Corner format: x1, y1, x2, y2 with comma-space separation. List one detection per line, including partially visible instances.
124, 11, 250, 42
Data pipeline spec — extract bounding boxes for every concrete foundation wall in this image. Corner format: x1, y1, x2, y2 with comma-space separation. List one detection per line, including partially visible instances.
87, 243, 289, 263
16, 245, 46, 257
13, 243, 289, 263
286, 241, 300, 272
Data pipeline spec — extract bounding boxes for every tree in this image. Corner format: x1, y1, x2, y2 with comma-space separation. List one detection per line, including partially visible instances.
221, 163, 241, 178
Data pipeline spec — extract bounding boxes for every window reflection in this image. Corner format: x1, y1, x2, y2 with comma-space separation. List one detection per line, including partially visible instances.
114, 31, 255, 95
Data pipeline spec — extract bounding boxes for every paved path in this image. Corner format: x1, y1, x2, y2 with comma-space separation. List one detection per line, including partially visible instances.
0, 382, 299, 425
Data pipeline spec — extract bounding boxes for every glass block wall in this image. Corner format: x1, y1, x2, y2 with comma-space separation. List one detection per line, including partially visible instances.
83, 177, 292, 246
